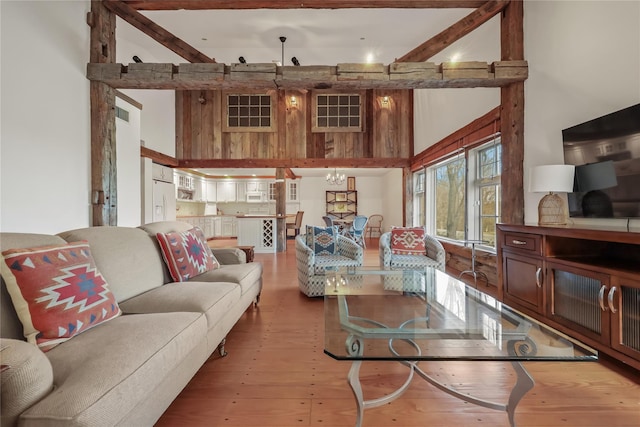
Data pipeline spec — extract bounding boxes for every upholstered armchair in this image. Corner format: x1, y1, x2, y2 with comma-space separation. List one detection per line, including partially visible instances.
296, 229, 363, 297
379, 228, 445, 292
379, 229, 445, 271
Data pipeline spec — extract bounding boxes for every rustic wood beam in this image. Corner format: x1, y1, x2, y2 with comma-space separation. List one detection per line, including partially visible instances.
87, 60, 527, 90
285, 168, 297, 179
89, 1, 117, 226
124, 1, 489, 11
275, 168, 286, 252
178, 158, 410, 169
140, 146, 179, 167
103, 0, 215, 63
396, 0, 509, 62
500, 0, 524, 225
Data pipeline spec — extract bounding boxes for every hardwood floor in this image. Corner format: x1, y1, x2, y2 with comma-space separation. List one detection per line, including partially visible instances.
156, 237, 640, 427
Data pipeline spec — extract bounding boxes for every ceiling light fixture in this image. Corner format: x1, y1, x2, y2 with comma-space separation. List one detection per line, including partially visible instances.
280, 36, 287, 66
238, 56, 246, 64
326, 168, 346, 185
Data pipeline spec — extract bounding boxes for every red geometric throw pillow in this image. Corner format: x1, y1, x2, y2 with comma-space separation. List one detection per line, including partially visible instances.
156, 227, 220, 282
390, 227, 427, 255
1, 241, 121, 352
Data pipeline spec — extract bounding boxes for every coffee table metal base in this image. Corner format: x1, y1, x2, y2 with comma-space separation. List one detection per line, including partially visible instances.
347, 358, 534, 427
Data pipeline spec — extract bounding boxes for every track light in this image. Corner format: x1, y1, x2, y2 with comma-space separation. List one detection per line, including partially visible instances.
238, 56, 246, 64
132, 55, 143, 63
291, 57, 300, 66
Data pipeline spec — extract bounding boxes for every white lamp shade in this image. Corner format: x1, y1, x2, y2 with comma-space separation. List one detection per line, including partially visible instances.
529, 165, 575, 193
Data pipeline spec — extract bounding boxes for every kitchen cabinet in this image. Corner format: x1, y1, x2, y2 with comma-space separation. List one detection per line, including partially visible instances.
237, 217, 276, 253
220, 216, 237, 237
497, 223, 640, 371
236, 182, 246, 203
287, 180, 299, 202
194, 177, 206, 202
151, 163, 173, 182
216, 181, 237, 202
206, 181, 217, 202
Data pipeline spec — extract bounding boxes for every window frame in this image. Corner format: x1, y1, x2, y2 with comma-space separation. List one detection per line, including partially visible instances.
311, 90, 365, 133
222, 91, 277, 133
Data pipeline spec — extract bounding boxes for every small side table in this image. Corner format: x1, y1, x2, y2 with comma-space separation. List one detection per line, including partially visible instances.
235, 245, 255, 263
458, 240, 488, 285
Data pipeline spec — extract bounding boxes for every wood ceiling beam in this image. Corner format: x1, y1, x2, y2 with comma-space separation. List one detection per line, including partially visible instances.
103, 0, 215, 63
178, 158, 411, 169
396, 0, 509, 62
123, 1, 489, 11
87, 60, 528, 90
285, 168, 297, 179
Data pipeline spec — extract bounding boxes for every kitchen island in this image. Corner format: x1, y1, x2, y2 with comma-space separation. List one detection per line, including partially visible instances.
236, 214, 285, 253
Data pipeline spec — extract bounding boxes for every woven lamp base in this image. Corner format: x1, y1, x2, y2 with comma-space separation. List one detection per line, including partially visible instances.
538, 192, 567, 226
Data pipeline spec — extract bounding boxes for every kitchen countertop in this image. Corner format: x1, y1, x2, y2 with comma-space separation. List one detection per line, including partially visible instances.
235, 214, 287, 219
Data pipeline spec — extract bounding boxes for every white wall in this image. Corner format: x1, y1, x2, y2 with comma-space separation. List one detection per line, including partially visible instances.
121, 89, 175, 156
523, 0, 640, 227
0, 1, 91, 233
115, 97, 141, 226
297, 173, 401, 232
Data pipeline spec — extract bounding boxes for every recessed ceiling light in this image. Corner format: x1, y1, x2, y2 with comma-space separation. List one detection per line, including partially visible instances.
366, 52, 375, 63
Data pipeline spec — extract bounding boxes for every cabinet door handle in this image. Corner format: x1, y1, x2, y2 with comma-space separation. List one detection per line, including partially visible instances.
598, 285, 608, 311
512, 240, 527, 245
607, 286, 617, 313
535, 267, 542, 287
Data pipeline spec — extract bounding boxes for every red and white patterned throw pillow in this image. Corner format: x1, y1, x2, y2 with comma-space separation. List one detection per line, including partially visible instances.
1, 241, 121, 352
390, 227, 427, 255
156, 227, 220, 282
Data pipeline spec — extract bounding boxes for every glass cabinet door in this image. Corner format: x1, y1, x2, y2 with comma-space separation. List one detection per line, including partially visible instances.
610, 276, 640, 361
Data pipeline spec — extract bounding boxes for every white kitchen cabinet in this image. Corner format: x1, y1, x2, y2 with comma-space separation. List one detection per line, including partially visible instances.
246, 181, 267, 192
151, 163, 173, 183
236, 182, 246, 203
237, 217, 276, 253
287, 180, 299, 202
206, 181, 217, 202
220, 216, 237, 237
204, 217, 215, 239
216, 181, 237, 202
175, 171, 194, 190
194, 177, 206, 202
213, 217, 222, 236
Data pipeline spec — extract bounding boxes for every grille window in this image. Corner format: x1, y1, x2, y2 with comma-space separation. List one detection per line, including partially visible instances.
313, 93, 363, 132
224, 94, 274, 132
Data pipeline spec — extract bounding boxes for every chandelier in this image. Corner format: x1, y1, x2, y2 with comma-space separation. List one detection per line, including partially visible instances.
326, 168, 346, 185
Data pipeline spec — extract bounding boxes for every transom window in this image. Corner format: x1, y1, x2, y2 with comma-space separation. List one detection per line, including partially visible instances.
312, 92, 363, 132
223, 93, 275, 132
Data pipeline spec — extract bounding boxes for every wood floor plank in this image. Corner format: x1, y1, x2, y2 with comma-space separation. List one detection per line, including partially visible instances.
157, 237, 640, 426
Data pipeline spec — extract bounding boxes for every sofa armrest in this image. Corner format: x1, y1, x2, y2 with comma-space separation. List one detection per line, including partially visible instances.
211, 247, 246, 265
379, 232, 392, 268
0, 339, 54, 426
424, 234, 446, 270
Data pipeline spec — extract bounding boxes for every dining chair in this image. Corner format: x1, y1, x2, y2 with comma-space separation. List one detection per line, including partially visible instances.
286, 211, 304, 237
345, 215, 369, 248
322, 215, 334, 227
366, 214, 383, 239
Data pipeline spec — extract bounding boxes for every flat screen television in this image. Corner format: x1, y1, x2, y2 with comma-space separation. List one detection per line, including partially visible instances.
562, 103, 640, 219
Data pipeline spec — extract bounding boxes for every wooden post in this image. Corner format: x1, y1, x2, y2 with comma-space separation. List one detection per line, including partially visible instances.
89, 1, 117, 225
500, 0, 525, 225
403, 166, 412, 226
275, 168, 287, 252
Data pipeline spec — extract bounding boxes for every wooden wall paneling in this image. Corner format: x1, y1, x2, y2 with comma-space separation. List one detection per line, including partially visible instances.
285, 90, 306, 159
275, 168, 286, 252
200, 90, 214, 159
277, 90, 288, 160
190, 91, 203, 159
363, 90, 374, 158
212, 90, 223, 158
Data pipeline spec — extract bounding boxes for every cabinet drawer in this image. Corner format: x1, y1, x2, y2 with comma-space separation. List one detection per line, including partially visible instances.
502, 232, 541, 255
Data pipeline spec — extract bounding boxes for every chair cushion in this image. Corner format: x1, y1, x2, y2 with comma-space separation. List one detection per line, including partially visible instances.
313, 254, 361, 275
389, 254, 440, 269
390, 227, 426, 255
156, 227, 220, 282
1, 241, 121, 352
305, 226, 338, 256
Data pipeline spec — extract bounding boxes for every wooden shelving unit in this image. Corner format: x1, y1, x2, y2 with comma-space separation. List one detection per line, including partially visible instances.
326, 190, 357, 220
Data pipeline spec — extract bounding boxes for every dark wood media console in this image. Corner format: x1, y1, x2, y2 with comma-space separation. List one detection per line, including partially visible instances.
496, 223, 640, 371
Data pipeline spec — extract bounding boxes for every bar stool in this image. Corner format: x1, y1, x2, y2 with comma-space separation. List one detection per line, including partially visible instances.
458, 240, 488, 285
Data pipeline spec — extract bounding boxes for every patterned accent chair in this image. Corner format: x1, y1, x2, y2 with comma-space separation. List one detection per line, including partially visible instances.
296, 232, 363, 297
379, 230, 446, 292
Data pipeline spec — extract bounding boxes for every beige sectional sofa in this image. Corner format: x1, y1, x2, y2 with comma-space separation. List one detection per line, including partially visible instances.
0, 221, 262, 426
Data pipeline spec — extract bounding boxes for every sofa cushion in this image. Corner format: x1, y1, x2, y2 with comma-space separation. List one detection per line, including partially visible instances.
119, 281, 240, 332
1, 241, 121, 352
0, 338, 54, 426
22, 312, 207, 426
57, 227, 167, 302
305, 226, 338, 256
156, 227, 220, 282
390, 227, 426, 255
192, 262, 263, 296
313, 254, 362, 275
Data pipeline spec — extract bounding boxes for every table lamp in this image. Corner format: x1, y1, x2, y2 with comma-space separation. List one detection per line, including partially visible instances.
529, 164, 575, 226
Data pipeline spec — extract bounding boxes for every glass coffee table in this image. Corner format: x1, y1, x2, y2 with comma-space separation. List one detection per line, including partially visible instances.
323, 267, 597, 427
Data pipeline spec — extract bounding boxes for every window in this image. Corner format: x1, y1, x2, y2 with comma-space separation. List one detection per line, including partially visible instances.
312, 92, 363, 132
223, 93, 275, 132
413, 171, 426, 226
427, 155, 466, 241
423, 139, 502, 249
